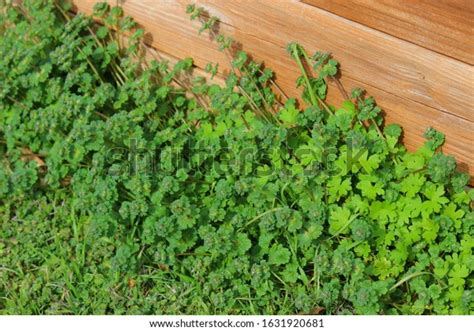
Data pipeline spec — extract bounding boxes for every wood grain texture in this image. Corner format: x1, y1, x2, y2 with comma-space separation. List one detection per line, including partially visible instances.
72, 0, 474, 177
302, 0, 474, 65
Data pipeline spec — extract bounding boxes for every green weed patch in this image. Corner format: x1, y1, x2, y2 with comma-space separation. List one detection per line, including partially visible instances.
0, 1, 472, 314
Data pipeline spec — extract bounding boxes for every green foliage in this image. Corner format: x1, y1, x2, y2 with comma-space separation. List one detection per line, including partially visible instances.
0, 1, 472, 315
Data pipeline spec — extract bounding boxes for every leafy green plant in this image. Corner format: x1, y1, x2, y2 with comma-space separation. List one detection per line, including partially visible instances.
0, 1, 472, 315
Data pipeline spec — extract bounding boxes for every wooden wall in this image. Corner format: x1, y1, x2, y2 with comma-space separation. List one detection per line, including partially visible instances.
73, 0, 474, 178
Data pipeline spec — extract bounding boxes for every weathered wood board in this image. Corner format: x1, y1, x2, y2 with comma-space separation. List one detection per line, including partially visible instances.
72, 0, 474, 178
302, 0, 474, 65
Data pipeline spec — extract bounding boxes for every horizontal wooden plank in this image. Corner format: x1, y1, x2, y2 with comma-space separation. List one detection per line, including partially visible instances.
72, 0, 473, 178
302, 0, 474, 65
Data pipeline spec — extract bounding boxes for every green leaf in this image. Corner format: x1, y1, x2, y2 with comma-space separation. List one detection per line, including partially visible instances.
384, 124, 402, 139
268, 244, 291, 265
328, 176, 351, 202
96, 26, 109, 39
356, 176, 384, 200
235, 233, 252, 254
427, 154, 456, 184
400, 173, 426, 198
403, 153, 425, 171
329, 206, 352, 235
448, 264, 469, 279
421, 218, 439, 242
443, 203, 465, 229
359, 150, 381, 174
281, 262, 299, 283
421, 183, 449, 217
288, 213, 303, 232
279, 99, 299, 126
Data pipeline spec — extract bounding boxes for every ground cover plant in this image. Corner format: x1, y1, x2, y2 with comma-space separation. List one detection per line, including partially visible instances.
0, 1, 472, 314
